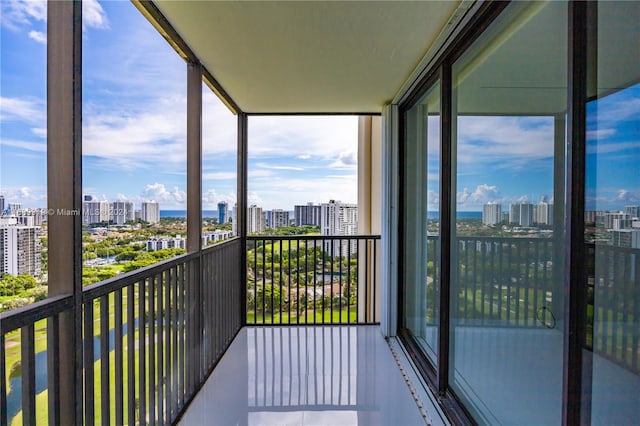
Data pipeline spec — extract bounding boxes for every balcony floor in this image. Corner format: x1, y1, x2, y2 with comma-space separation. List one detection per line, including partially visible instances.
178, 325, 438, 426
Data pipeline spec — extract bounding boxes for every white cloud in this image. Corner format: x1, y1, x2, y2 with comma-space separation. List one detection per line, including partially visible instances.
0, 0, 108, 31
587, 141, 640, 155
140, 183, 186, 205
0, 0, 46, 31
202, 189, 236, 207
249, 174, 357, 210
587, 128, 617, 140
456, 116, 555, 167
202, 91, 238, 156
249, 116, 358, 160
256, 163, 304, 171
1, 139, 46, 152
203, 172, 236, 181
82, 95, 187, 168
0, 96, 45, 125
457, 184, 501, 206
248, 192, 263, 206
28, 30, 46, 44
330, 151, 357, 169
83, 0, 109, 30
616, 189, 640, 203
0, 186, 47, 207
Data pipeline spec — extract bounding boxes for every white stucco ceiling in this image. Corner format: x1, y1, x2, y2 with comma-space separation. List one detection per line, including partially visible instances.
153, 1, 461, 113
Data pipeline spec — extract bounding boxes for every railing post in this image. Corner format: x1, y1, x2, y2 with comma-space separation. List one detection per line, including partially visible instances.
47, 1, 83, 423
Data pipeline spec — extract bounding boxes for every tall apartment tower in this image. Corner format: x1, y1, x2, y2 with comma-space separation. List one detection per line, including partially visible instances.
111, 201, 134, 225
247, 205, 265, 234
218, 201, 228, 224
0, 195, 5, 215
232, 204, 237, 235
482, 202, 502, 226
7, 203, 24, 216
294, 203, 322, 227
321, 200, 358, 254
535, 201, 554, 226
82, 198, 110, 225
0, 225, 42, 277
141, 201, 160, 224
624, 205, 640, 219
269, 209, 290, 229
509, 203, 534, 227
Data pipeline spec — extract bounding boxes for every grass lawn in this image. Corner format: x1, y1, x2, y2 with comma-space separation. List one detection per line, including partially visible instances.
247, 306, 357, 324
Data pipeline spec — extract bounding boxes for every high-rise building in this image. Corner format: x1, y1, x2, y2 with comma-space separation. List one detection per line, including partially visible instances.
247, 205, 265, 234
603, 212, 629, 230
611, 229, 640, 249
268, 209, 290, 229
482, 202, 502, 226
218, 201, 228, 224
294, 203, 322, 227
141, 201, 160, 224
7, 203, 24, 216
0, 195, 5, 215
0, 225, 42, 277
231, 204, 237, 235
82, 199, 110, 225
509, 203, 534, 227
624, 205, 640, 219
535, 201, 554, 226
111, 201, 134, 225
321, 200, 358, 254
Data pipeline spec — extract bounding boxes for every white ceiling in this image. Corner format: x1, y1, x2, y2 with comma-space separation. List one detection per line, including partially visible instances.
153, 1, 460, 113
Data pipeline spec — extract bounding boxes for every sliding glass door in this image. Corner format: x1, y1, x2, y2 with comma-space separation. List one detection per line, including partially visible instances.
399, 2, 639, 424
585, 2, 640, 423
402, 81, 441, 365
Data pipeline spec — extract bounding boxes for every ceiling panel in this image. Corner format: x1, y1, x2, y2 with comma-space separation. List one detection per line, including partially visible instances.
154, 1, 460, 113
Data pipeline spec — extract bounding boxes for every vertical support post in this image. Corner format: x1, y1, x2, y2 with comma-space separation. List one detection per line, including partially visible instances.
187, 62, 202, 254
47, 2, 82, 424
438, 62, 452, 396
238, 113, 248, 325
186, 62, 203, 383
553, 114, 566, 320
563, 2, 588, 425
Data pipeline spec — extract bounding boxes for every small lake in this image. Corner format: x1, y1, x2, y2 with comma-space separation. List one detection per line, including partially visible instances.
5, 319, 139, 422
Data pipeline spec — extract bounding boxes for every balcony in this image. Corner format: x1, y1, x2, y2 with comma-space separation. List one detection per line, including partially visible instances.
2, 1, 639, 425
2, 236, 402, 425
3, 235, 638, 424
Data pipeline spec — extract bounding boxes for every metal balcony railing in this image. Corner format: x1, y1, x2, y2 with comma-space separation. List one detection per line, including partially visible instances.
1, 238, 242, 426
433, 236, 639, 374
246, 235, 381, 325
1, 235, 637, 425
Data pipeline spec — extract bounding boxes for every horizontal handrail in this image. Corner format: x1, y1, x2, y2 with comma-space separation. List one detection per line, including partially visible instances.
0, 294, 74, 334
82, 250, 200, 302
248, 234, 381, 241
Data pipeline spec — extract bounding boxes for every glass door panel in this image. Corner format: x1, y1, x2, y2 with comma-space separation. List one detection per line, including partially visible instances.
402, 82, 441, 364
450, 2, 567, 424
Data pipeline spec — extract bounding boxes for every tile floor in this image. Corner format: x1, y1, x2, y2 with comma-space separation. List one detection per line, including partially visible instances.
178, 326, 435, 426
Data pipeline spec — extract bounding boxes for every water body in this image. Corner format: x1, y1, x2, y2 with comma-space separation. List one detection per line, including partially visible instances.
161, 210, 218, 218
427, 211, 482, 219
6, 319, 139, 422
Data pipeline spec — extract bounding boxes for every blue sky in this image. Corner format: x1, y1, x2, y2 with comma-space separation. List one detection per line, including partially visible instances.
1, 0, 358, 211
1, 1, 638, 214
